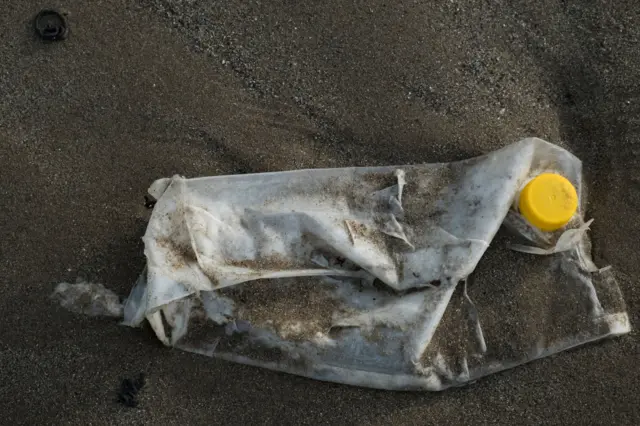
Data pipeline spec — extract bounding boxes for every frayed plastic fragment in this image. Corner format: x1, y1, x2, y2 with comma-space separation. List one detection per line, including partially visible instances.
508, 219, 594, 255
52, 281, 123, 317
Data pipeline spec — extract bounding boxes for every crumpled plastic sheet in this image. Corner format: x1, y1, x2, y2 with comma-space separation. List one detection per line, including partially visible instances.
55, 138, 631, 391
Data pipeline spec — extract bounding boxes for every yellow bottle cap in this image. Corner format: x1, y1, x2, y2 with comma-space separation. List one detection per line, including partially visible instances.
518, 173, 578, 231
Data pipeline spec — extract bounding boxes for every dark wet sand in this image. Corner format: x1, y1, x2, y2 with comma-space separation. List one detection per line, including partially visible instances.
1, 0, 638, 424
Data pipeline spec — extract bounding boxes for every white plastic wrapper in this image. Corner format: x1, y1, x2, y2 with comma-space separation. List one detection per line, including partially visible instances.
56, 138, 630, 390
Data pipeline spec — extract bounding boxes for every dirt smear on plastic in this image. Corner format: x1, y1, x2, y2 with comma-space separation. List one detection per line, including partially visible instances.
220, 276, 350, 341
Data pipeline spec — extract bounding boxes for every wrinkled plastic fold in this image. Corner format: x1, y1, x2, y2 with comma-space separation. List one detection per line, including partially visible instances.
119, 138, 629, 390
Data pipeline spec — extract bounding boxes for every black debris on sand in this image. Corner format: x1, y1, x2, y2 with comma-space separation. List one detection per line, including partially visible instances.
117, 373, 146, 408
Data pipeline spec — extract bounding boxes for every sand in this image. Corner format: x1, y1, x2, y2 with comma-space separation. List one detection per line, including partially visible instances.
0, 0, 638, 424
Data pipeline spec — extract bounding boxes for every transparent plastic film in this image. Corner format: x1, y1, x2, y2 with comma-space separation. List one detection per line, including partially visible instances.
53, 138, 630, 391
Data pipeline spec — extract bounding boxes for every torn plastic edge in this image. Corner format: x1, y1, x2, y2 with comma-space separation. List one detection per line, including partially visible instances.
507, 219, 594, 255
